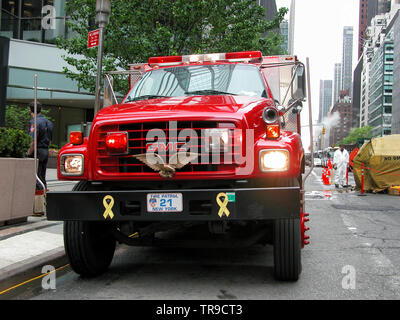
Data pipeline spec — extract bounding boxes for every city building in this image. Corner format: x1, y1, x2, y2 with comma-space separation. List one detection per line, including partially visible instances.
360, 39, 372, 127
280, 20, 289, 52
0, 0, 95, 146
280, 19, 288, 53
333, 63, 342, 104
357, 1, 400, 133
352, 58, 363, 129
258, 0, 278, 21
360, 14, 387, 128
318, 80, 333, 123
329, 91, 353, 146
358, 0, 391, 58
258, 0, 278, 36
368, 16, 394, 137
342, 26, 354, 96
387, 9, 400, 134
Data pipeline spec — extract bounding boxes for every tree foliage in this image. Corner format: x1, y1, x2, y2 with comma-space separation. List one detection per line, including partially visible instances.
5, 105, 53, 132
341, 126, 373, 145
57, 0, 288, 93
0, 127, 31, 158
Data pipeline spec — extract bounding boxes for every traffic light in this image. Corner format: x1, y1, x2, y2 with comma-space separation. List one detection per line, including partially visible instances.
322, 127, 326, 135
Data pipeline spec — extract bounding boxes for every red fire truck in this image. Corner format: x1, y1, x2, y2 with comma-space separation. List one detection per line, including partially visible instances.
47, 51, 312, 281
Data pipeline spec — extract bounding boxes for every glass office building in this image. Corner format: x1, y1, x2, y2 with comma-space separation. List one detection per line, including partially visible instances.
0, 0, 74, 43
0, 0, 94, 147
368, 29, 393, 137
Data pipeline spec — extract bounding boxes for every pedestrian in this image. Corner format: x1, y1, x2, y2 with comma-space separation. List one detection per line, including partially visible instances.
333, 144, 349, 188
27, 101, 54, 191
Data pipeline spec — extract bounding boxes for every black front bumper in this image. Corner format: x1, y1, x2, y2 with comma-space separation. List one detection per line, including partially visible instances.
47, 187, 300, 222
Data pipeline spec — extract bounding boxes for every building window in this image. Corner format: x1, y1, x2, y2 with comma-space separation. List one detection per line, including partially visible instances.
384, 106, 392, 113
384, 96, 392, 104
0, 0, 67, 44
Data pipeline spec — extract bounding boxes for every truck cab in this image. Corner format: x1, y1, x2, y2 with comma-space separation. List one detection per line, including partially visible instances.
48, 51, 311, 281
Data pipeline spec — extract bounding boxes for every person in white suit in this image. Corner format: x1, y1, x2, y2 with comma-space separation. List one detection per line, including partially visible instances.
333, 144, 349, 188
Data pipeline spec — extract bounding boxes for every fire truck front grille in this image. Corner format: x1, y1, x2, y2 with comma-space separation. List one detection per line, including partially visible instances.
95, 121, 241, 176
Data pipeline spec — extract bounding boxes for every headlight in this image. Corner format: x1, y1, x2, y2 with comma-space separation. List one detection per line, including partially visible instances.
60, 154, 84, 176
260, 150, 289, 172
204, 129, 230, 152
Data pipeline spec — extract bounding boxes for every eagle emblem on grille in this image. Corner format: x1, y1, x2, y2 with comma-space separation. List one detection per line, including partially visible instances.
132, 152, 198, 178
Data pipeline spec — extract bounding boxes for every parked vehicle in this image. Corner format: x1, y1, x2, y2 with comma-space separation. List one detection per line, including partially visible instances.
47, 51, 312, 281
313, 158, 322, 167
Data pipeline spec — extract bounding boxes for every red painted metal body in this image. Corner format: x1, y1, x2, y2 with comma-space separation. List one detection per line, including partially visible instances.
58, 61, 304, 183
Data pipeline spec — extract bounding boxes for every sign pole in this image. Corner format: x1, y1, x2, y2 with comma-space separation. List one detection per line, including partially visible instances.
93, 0, 111, 117
94, 26, 104, 116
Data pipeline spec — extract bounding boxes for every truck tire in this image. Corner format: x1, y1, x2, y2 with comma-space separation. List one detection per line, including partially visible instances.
64, 181, 116, 277
273, 218, 301, 281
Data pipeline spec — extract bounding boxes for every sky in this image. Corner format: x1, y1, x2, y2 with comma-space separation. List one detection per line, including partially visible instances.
275, 0, 360, 150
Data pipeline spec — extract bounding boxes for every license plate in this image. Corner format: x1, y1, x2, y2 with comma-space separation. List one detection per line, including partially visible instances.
146, 193, 183, 213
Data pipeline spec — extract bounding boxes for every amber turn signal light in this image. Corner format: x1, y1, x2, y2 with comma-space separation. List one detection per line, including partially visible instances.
70, 131, 83, 145
266, 125, 280, 139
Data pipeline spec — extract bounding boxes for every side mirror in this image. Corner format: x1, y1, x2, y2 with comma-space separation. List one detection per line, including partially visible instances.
292, 65, 306, 100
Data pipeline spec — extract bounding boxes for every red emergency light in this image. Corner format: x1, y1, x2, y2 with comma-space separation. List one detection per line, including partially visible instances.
148, 51, 263, 66
225, 51, 262, 60
105, 132, 128, 154
148, 56, 183, 65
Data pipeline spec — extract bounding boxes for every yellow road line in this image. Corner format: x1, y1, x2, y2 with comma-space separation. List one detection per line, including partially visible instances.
128, 232, 139, 238
0, 264, 70, 296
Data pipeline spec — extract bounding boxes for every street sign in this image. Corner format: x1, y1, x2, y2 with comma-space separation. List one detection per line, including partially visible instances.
88, 29, 100, 48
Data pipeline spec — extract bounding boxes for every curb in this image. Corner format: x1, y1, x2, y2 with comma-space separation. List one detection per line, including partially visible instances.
0, 247, 68, 294
0, 220, 62, 241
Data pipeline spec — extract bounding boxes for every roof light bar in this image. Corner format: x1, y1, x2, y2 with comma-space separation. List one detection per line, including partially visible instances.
225, 51, 262, 61
148, 51, 263, 66
148, 55, 183, 66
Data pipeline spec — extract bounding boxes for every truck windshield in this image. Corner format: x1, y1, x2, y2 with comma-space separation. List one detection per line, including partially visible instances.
124, 64, 267, 102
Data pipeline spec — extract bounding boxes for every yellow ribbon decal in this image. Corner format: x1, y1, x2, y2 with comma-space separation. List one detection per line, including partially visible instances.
103, 195, 115, 219
216, 193, 230, 218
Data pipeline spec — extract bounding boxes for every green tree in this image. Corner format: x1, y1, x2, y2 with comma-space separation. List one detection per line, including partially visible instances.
0, 127, 31, 158
57, 0, 288, 93
341, 126, 373, 145
5, 105, 54, 132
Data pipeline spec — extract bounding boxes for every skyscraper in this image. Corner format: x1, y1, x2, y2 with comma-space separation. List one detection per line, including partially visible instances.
358, 0, 391, 58
280, 20, 289, 53
333, 63, 342, 104
256, 0, 278, 36
342, 26, 354, 96
259, 0, 278, 21
318, 80, 333, 123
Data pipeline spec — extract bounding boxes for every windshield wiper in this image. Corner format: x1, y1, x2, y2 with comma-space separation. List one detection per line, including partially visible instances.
125, 95, 168, 102
184, 90, 237, 96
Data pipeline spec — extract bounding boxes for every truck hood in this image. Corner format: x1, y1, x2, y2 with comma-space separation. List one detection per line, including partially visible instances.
94, 95, 272, 125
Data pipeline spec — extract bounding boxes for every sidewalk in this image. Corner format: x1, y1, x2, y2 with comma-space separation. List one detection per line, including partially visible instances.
0, 169, 75, 286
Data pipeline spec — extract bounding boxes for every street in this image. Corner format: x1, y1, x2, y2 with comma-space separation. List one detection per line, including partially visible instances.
2, 167, 400, 300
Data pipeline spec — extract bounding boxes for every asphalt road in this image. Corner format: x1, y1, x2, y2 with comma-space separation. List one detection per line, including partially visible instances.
4, 167, 400, 299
